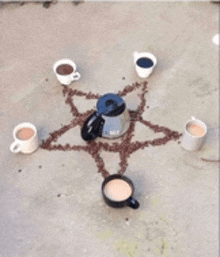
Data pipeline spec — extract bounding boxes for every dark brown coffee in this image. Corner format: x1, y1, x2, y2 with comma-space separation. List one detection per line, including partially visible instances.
56, 64, 74, 75
136, 58, 154, 68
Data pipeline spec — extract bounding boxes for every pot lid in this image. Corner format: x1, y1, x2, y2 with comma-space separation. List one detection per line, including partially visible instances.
97, 93, 126, 117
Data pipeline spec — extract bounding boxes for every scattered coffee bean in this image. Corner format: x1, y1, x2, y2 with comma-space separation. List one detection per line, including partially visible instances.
125, 217, 129, 221
39, 166, 42, 169
122, 77, 125, 80
40, 81, 182, 178
45, 78, 49, 82
57, 194, 61, 197
18, 169, 22, 173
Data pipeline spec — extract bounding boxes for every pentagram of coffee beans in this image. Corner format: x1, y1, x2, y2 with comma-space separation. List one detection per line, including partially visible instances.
40, 81, 182, 178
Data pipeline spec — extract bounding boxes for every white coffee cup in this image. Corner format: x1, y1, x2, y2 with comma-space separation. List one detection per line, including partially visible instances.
181, 116, 207, 151
10, 122, 39, 154
53, 58, 81, 85
133, 52, 157, 78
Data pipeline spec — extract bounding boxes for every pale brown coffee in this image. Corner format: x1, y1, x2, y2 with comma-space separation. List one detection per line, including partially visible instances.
187, 123, 205, 137
16, 127, 35, 140
56, 64, 74, 75
104, 179, 132, 201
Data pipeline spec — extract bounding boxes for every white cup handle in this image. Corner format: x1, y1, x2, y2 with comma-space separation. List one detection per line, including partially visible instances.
10, 141, 21, 153
191, 116, 196, 121
72, 72, 81, 81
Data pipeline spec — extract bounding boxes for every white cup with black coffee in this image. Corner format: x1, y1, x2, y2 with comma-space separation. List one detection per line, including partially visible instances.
53, 59, 81, 85
181, 116, 207, 151
10, 122, 39, 154
133, 52, 157, 78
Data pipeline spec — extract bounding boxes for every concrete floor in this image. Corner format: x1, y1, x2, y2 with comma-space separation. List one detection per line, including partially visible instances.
0, 2, 219, 257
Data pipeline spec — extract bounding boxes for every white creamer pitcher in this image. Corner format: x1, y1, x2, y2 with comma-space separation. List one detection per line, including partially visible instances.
133, 52, 157, 78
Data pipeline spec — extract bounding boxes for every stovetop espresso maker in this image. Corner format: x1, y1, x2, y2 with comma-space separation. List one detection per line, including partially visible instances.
81, 93, 130, 141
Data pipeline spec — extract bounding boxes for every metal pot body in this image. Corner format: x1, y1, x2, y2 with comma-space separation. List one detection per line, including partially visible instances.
102, 108, 130, 139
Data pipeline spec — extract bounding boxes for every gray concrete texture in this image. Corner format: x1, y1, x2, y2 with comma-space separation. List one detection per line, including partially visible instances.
0, 2, 219, 257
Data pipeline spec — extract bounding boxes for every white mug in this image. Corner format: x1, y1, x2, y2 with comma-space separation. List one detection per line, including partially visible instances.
133, 52, 157, 78
10, 122, 39, 154
53, 58, 81, 85
181, 116, 207, 151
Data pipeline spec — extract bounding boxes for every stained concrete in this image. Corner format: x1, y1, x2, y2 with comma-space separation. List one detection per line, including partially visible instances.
0, 2, 219, 257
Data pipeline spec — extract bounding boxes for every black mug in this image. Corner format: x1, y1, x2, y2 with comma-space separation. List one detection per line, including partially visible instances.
101, 174, 140, 209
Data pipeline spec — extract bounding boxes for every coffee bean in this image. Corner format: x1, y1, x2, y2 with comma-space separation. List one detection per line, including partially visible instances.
40, 81, 182, 178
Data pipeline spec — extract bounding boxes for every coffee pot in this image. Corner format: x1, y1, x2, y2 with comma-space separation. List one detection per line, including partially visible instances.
81, 93, 130, 141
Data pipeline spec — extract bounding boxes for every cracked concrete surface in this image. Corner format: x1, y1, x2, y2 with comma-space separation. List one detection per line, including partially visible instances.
0, 2, 219, 257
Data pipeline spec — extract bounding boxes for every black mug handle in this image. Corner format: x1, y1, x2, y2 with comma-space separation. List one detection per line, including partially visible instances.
81, 112, 105, 141
128, 197, 140, 209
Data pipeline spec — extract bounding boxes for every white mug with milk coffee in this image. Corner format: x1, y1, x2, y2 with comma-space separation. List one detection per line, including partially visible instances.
10, 122, 39, 154
53, 58, 81, 85
181, 116, 207, 151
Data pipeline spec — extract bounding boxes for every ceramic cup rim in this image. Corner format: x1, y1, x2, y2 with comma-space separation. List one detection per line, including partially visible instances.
185, 119, 207, 138
102, 174, 134, 204
53, 59, 77, 76
136, 53, 157, 68
13, 122, 37, 142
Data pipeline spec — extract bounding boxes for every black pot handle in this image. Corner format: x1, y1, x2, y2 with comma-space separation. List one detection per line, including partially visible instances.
81, 112, 105, 141
128, 197, 140, 209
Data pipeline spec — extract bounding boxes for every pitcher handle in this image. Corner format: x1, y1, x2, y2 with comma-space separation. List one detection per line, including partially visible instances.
128, 197, 140, 209
81, 112, 105, 141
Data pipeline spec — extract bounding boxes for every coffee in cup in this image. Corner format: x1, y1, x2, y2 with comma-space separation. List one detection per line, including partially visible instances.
56, 64, 74, 75
136, 57, 154, 68
16, 127, 35, 140
104, 178, 133, 202
186, 123, 205, 137
102, 174, 139, 209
